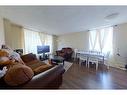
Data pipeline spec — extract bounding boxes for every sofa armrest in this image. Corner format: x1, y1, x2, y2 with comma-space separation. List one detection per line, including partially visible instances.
0, 64, 65, 89
21, 64, 65, 89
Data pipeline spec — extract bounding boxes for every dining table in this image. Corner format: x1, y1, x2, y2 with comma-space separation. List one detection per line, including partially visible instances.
76, 51, 105, 64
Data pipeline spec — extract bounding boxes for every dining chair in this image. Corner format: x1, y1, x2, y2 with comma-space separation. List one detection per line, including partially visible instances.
79, 54, 88, 67
87, 55, 99, 70
74, 49, 78, 61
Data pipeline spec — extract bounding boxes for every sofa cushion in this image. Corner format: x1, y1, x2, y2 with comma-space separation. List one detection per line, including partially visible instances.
25, 60, 40, 66
26, 61, 53, 75
21, 53, 54, 75
26, 61, 46, 69
4, 64, 34, 86
33, 64, 53, 75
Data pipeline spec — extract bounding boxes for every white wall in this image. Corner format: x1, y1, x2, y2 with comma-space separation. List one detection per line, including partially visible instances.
112, 23, 127, 68
57, 31, 89, 51
0, 17, 5, 48
52, 35, 58, 54
57, 23, 127, 69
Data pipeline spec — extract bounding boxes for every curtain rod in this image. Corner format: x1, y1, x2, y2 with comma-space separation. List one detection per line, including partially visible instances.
87, 25, 117, 31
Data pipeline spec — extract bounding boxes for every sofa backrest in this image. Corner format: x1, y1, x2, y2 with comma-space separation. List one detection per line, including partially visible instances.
21, 53, 37, 64
62, 47, 73, 53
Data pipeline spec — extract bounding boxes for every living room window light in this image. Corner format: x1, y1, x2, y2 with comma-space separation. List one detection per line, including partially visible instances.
89, 27, 113, 54
24, 29, 53, 54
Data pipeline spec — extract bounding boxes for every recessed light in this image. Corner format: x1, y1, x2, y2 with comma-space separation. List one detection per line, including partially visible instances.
105, 13, 119, 21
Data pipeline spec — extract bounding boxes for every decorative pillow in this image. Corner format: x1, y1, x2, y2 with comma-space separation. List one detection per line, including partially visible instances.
0, 57, 13, 65
1, 49, 25, 65
33, 64, 53, 75
9, 51, 25, 65
4, 64, 34, 86
0, 50, 13, 65
0, 50, 9, 57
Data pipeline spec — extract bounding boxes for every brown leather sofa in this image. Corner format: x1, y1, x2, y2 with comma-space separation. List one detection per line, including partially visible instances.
0, 53, 65, 89
56, 47, 73, 61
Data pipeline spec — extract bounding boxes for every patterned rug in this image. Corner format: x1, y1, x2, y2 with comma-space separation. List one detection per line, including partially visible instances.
64, 61, 73, 72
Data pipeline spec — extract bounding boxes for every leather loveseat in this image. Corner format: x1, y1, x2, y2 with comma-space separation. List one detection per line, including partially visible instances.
0, 53, 65, 89
56, 47, 73, 61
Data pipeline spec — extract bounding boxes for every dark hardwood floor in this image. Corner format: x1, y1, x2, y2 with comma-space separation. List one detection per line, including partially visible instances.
60, 62, 127, 89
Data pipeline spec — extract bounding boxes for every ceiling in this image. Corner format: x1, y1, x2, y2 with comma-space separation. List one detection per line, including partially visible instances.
0, 6, 127, 35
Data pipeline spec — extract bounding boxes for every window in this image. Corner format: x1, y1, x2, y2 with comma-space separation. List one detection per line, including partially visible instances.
89, 27, 113, 54
24, 29, 53, 54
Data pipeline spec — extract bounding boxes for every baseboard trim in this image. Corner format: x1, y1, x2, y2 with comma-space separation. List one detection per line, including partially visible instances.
109, 64, 126, 70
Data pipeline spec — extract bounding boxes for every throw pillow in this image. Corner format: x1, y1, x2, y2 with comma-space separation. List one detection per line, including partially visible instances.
33, 64, 53, 75
0, 50, 9, 57
4, 64, 34, 86
0, 57, 13, 65
1, 49, 25, 65
0, 50, 13, 65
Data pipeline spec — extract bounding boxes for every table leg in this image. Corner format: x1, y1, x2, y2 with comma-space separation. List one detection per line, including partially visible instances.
76, 53, 80, 64
75, 53, 77, 62
103, 56, 104, 64
86, 56, 89, 67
